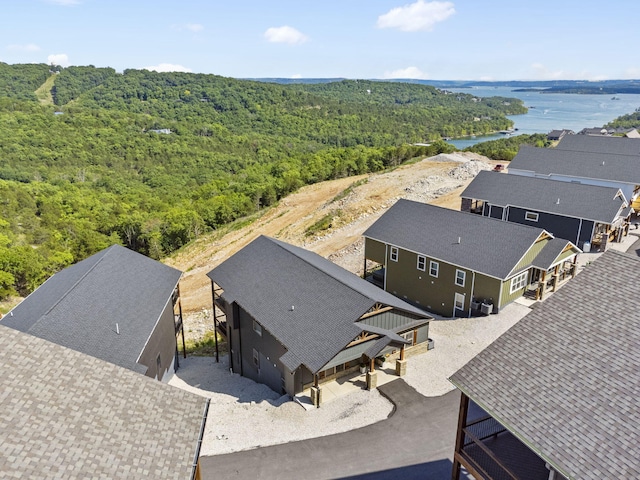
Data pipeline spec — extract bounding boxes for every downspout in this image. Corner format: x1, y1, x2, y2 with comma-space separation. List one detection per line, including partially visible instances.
191, 398, 210, 480
576, 218, 583, 246
383, 244, 388, 291
469, 271, 476, 318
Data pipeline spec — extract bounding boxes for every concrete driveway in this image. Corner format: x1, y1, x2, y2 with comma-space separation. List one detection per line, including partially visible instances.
198, 379, 460, 479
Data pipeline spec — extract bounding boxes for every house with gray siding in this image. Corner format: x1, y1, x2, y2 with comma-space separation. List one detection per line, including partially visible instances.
449, 250, 640, 480
461, 170, 632, 251
508, 144, 640, 204
0, 324, 208, 480
1, 244, 185, 381
363, 200, 580, 317
206, 235, 431, 403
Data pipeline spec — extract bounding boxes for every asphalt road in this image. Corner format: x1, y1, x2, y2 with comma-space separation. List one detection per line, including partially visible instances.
199, 380, 461, 479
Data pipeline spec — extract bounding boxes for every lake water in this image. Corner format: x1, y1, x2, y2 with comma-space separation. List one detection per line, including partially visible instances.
445, 86, 640, 149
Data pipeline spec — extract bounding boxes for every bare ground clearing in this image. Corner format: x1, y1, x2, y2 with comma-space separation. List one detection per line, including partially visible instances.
164, 152, 497, 343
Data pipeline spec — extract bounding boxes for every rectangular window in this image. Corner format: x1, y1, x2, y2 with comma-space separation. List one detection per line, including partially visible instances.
429, 261, 439, 277
454, 292, 465, 311
455, 269, 466, 287
400, 330, 415, 346
510, 271, 529, 293
253, 349, 260, 368
417, 255, 426, 271
390, 246, 399, 262
525, 211, 539, 222
253, 320, 262, 336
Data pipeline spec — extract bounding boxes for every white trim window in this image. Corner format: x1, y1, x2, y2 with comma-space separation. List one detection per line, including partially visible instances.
454, 292, 465, 311
429, 260, 439, 278
253, 320, 262, 336
390, 246, 399, 262
510, 271, 529, 293
417, 255, 426, 271
455, 269, 466, 287
525, 211, 539, 222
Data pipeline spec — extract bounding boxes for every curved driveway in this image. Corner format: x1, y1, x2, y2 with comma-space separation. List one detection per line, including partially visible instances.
199, 379, 460, 479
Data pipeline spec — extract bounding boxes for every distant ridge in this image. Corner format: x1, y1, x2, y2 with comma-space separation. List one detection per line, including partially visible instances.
249, 78, 640, 93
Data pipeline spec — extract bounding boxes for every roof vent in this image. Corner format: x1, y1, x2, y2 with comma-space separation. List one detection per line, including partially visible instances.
116, 323, 120, 335
457, 236, 461, 244
290, 305, 295, 311
556, 198, 560, 205
602, 161, 605, 166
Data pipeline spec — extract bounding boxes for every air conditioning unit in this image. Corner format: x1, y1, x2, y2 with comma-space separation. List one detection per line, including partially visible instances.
470, 300, 481, 310
480, 302, 493, 315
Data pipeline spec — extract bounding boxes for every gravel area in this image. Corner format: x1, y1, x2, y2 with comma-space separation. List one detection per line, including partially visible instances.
168, 301, 530, 456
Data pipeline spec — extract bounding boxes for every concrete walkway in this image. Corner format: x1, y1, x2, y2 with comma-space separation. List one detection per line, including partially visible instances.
199, 379, 460, 479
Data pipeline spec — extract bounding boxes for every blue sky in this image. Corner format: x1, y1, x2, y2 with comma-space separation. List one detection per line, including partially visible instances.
2, 0, 638, 81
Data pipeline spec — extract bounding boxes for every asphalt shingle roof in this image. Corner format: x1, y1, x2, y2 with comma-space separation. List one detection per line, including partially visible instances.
556, 134, 640, 156
529, 238, 577, 271
363, 200, 547, 280
2, 245, 182, 374
509, 145, 640, 185
450, 250, 640, 479
206, 236, 430, 373
461, 170, 628, 223
0, 325, 206, 480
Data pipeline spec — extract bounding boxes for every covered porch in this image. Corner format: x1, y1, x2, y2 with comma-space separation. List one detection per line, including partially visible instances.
305, 331, 416, 408
527, 240, 580, 301
452, 394, 567, 480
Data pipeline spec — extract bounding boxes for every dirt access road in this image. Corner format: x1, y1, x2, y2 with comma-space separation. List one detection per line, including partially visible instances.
165, 152, 497, 339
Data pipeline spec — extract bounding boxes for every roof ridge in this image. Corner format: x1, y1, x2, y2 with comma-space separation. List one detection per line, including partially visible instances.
266, 236, 377, 306
43, 245, 114, 316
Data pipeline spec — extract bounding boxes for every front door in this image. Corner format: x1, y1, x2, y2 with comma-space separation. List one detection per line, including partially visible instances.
454, 292, 465, 316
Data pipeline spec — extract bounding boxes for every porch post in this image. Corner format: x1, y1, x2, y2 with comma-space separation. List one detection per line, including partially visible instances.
367, 358, 378, 390
572, 256, 578, 278
311, 374, 322, 407
396, 345, 408, 377
451, 392, 470, 480
538, 270, 546, 300
552, 265, 560, 292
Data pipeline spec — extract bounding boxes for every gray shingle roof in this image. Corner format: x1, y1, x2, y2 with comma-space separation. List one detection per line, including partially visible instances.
2, 245, 182, 374
363, 200, 547, 280
449, 250, 640, 479
461, 170, 628, 223
529, 238, 577, 271
0, 324, 206, 480
509, 145, 640, 185
206, 236, 430, 373
556, 133, 640, 156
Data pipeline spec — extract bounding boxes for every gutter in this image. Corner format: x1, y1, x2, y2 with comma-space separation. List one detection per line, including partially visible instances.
191, 398, 211, 480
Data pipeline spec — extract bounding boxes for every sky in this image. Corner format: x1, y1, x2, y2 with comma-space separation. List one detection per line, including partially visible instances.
2, 0, 639, 81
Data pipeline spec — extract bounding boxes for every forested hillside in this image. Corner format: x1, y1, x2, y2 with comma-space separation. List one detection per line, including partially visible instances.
0, 63, 527, 300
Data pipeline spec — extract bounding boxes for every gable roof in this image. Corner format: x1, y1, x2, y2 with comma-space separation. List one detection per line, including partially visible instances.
2, 244, 182, 374
461, 170, 628, 224
206, 235, 430, 374
529, 238, 579, 271
556, 133, 640, 156
363, 200, 549, 280
509, 145, 640, 185
449, 250, 640, 479
0, 324, 206, 480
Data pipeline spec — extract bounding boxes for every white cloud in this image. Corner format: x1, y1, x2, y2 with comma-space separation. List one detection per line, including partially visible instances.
624, 67, 640, 79
48, 53, 70, 67
186, 23, 204, 32
44, 0, 81, 5
528, 63, 610, 81
143, 63, 192, 73
7, 43, 41, 52
264, 26, 309, 45
172, 23, 204, 33
291, 74, 303, 79
478, 75, 494, 82
377, 1, 455, 32
382, 66, 429, 79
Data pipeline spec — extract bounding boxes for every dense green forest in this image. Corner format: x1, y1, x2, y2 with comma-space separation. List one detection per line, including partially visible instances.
0, 62, 528, 300
464, 133, 552, 160
605, 108, 640, 130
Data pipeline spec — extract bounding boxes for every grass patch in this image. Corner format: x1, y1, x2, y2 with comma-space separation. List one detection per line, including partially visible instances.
305, 210, 341, 237
182, 331, 227, 356
329, 178, 368, 204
